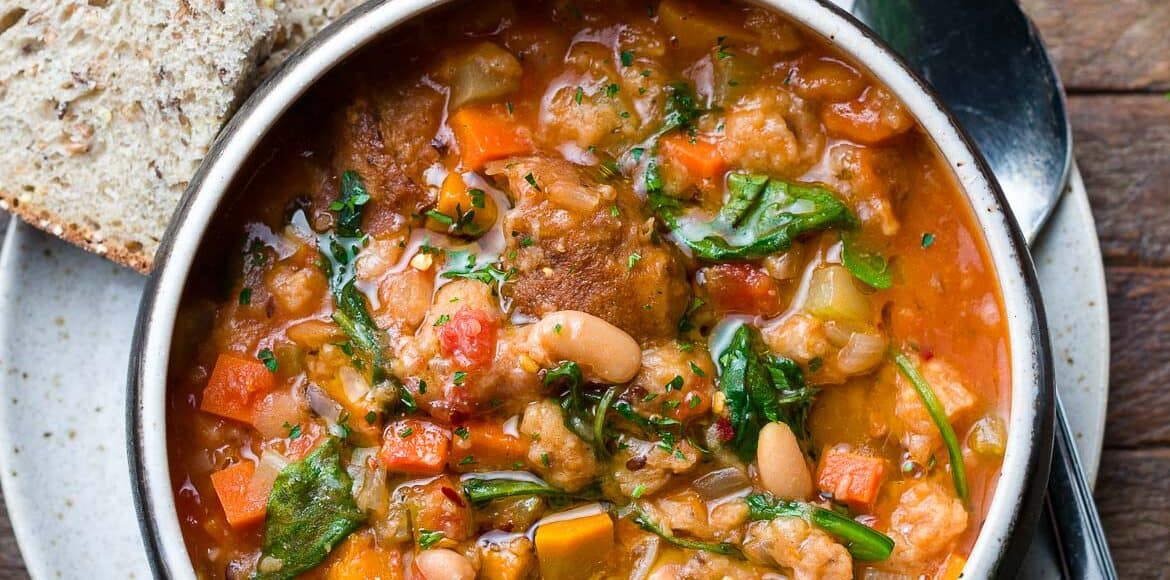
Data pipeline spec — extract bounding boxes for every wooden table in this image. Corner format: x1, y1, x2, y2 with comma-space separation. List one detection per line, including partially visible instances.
0, 0, 1165, 577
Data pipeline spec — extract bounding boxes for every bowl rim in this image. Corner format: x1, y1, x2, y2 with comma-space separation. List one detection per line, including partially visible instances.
128, 1, 1054, 577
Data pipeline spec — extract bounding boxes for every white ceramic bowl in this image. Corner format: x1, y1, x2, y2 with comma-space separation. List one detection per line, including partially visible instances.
129, 1, 1054, 577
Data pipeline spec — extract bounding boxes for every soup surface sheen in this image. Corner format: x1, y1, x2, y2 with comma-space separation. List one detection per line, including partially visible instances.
168, 1, 1011, 578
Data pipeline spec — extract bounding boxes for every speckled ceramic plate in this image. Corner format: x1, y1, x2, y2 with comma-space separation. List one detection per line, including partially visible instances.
0, 164, 1107, 578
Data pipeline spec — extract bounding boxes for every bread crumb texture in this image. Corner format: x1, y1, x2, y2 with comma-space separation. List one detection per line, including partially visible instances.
0, 0, 365, 272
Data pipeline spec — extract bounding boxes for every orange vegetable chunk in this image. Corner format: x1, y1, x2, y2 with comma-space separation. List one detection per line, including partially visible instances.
379, 419, 452, 475
660, 133, 727, 180
449, 420, 530, 471
200, 353, 275, 424
326, 531, 402, 580
938, 554, 967, 580
534, 512, 614, 580
209, 461, 268, 529
450, 104, 533, 170
815, 446, 887, 508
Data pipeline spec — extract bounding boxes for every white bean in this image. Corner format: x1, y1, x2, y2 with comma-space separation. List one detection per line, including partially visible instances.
413, 548, 475, 580
533, 310, 642, 383
756, 422, 813, 500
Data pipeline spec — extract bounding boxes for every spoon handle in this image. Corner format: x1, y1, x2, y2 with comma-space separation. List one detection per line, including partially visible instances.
1045, 390, 1118, 579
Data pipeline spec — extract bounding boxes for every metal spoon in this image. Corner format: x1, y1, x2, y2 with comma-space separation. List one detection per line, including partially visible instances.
836, 0, 1117, 577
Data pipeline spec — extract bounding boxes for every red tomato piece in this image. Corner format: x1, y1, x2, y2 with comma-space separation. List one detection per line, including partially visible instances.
816, 446, 887, 508
379, 419, 451, 475
701, 264, 783, 316
438, 308, 499, 370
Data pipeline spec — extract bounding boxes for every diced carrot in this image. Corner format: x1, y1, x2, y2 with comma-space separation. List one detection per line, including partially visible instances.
660, 133, 727, 180
535, 512, 614, 580
326, 530, 402, 580
379, 419, 451, 475
209, 462, 268, 529
815, 446, 887, 508
449, 420, 530, 471
450, 104, 533, 170
937, 553, 967, 580
200, 353, 275, 424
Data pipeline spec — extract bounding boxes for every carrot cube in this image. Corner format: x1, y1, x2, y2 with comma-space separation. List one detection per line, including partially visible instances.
379, 419, 451, 475
200, 353, 275, 424
660, 133, 727, 180
449, 420, 530, 471
816, 447, 887, 508
535, 512, 614, 580
450, 104, 533, 170
210, 461, 268, 529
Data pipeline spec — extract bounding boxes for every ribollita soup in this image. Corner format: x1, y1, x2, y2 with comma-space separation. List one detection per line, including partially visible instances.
166, 0, 1011, 578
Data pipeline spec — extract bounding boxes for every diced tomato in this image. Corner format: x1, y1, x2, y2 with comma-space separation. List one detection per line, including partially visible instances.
450, 104, 534, 170
701, 263, 783, 316
379, 419, 451, 475
200, 353, 276, 424
438, 307, 499, 370
209, 461, 268, 529
449, 420, 530, 471
816, 446, 887, 508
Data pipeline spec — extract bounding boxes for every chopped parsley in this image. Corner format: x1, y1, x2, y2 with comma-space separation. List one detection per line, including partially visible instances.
434, 314, 451, 327
459, 455, 477, 465
631, 483, 646, 498
574, 86, 584, 105
665, 375, 684, 392
454, 426, 470, 440
453, 371, 468, 386
399, 427, 414, 438
921, 232, 936, 248
524, 172, 542, 191
418, 380, 428, 394
628, 252, 642, 270
631, 147, 645, 161
610, 205, 621, 218
469, 189, 486, 209
540, 452, 551, 467
417, 529, 445, 550
520, 236, 535, 247
258, 348, 278, 373
689, 361, 706, 377
364, 411, 378, 424
621, 50, 635, 67
238, 287, 252, 305
553, 323, 563, 335
283, 422, 302, 440
605, 83, 621, 98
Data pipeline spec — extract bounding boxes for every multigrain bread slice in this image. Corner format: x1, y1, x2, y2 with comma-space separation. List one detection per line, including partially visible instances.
0, 0, 364, 272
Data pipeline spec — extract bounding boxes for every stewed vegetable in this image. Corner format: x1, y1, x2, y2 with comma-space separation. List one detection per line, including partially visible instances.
168, 0, 1010, 578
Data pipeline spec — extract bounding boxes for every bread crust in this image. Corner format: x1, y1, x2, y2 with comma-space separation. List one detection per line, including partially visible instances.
0, 0, 367, 273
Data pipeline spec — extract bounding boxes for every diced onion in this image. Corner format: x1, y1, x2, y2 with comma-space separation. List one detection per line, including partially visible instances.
244, 451, 288, 502
628, 536, 661, 580
446, 42, 522, 111
836, 330, 888, 375
308, 384, 342, 423
339, 366, 371, 403
692, 467, 751, 500
805, 265, 871, 322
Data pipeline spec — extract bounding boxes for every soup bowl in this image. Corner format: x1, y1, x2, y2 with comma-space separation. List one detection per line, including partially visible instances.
129, 0, 1054, 577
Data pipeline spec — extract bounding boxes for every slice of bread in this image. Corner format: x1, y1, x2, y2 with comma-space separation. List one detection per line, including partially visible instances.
0, 0, 363, 272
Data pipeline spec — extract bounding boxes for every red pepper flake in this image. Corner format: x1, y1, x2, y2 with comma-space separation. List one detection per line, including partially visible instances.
921, 348, 935, 361
714, 417, 735, 443
441, 486, 466, 508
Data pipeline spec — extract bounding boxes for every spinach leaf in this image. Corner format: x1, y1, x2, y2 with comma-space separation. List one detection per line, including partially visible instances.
841, 233, 893, 289
331, 170, 371, 238
628, 506, 743, 558
254, 438, 366, 579
893, 353, 969, 502
655, 176, 854, 261
463, 477, 568, 504
745, 493, 894, 561
716, 325, 816, 459
318, 170, 391, 385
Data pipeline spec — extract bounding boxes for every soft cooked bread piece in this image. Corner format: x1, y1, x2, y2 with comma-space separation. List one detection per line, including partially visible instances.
0, 0, 364, 272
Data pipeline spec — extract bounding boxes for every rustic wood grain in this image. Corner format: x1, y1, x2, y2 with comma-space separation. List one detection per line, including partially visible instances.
1021, 0, 1170, 91
1096, 448, 1170, 578
1070, 95, 1170, 267
1100, 267, 1170, 449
